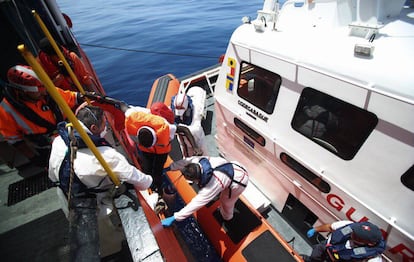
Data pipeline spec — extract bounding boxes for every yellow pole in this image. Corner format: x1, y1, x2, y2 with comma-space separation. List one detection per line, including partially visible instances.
32, 10, 87, 95
18, 44, 120, 186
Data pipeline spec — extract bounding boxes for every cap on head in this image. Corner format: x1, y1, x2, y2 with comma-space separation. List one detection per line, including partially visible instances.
137, 126, 157, 148
174, 93, 188, 117
352, 222, 382, 245
182, 163, 201, 181
7, 65, 44, 93
150, 102, 174, 124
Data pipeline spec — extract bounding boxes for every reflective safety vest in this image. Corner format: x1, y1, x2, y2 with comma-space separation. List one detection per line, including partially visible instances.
125, 111, 171, 154
326, 223, 386, 261
56, 121, 111, 197
198, 157, 247, 198
0, 88, 76, 143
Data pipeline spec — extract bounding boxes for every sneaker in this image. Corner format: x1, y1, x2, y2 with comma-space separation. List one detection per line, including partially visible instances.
154, 198, 167, 215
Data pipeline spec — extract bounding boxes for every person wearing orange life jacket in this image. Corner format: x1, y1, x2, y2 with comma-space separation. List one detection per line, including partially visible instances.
38, 38, 95, 92
0, 65, 82, 170
124, 102, 201, 193
125, 105, 176, 193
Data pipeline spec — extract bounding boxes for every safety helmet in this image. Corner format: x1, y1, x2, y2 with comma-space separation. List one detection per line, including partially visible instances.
150, 102, 174, 124
173, 93, 188, 117
7, 65, 44, 92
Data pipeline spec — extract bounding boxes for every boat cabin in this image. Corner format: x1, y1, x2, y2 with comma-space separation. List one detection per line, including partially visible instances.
213, 0, 414, 261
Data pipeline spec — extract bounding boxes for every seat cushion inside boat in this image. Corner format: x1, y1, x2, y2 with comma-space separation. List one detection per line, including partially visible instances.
242, 230, 297, 261
213, 199, 262, 244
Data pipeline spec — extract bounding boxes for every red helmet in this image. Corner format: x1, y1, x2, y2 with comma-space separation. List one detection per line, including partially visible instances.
150, 102, 174, 124
7, 65, 44, 92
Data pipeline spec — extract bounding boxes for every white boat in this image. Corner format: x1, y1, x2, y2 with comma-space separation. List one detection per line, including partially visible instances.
182, 0, 413, 261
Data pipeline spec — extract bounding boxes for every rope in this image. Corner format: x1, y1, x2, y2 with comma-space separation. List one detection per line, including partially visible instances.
67, 124, 78, 208
79, 43, 219, 59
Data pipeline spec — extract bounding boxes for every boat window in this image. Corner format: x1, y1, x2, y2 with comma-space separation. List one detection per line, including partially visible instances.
237, 62, 281, 114
401, 165, 414, 191
280, 153, 331, 193
234, 118, 265, 147
291, 88, 378, 160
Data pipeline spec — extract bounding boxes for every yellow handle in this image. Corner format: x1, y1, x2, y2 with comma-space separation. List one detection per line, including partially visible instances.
18, 44, 120, 186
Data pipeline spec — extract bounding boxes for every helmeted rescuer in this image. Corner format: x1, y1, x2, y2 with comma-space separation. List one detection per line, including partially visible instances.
171, 92, 193, 126
0, 65, 81, 169
171, 90, 207, 156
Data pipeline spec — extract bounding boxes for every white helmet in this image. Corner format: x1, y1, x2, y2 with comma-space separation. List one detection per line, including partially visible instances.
174, 93, 188, 116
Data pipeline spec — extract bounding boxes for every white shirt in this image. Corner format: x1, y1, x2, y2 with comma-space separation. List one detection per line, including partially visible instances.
49, 137, 152, 191
169, 156, 248, 221
49, 125, 153, 218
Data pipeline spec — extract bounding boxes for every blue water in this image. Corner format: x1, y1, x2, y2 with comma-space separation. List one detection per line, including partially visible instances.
57, 0, 263, 106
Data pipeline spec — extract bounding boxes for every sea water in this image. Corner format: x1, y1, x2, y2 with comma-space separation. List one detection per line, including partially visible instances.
57, 0, 265, 106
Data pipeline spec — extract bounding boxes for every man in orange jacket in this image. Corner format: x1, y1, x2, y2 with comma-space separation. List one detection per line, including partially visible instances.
124, 105, 175, 193
124, 102, 202, 193
38, 38, 95, 92
0, 65, 82, 173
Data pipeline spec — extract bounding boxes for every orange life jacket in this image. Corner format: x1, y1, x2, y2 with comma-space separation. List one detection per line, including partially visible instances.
38, 47, 92, 91
0, 88, 78, 143
125, 111, 171, 154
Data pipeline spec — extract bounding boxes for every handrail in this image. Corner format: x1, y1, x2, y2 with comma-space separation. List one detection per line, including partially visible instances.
32, 10, 87, 96
18, 44, 120, 186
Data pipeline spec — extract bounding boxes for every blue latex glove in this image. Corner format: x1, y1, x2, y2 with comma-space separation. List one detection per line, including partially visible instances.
307, 228, 316, 238
161, 216, 176, 227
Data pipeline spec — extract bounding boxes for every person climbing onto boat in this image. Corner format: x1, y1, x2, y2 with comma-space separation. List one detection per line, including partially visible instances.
303, 220, 386, 262
160, 156, 249, 227
171, 90, 208, 155
48, 104, 153, 257
0, 65, 82, 172
38, 37, 96, 92
124, 102, 201, 193
150, 101, 202, 157
124, 104, 176, 194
